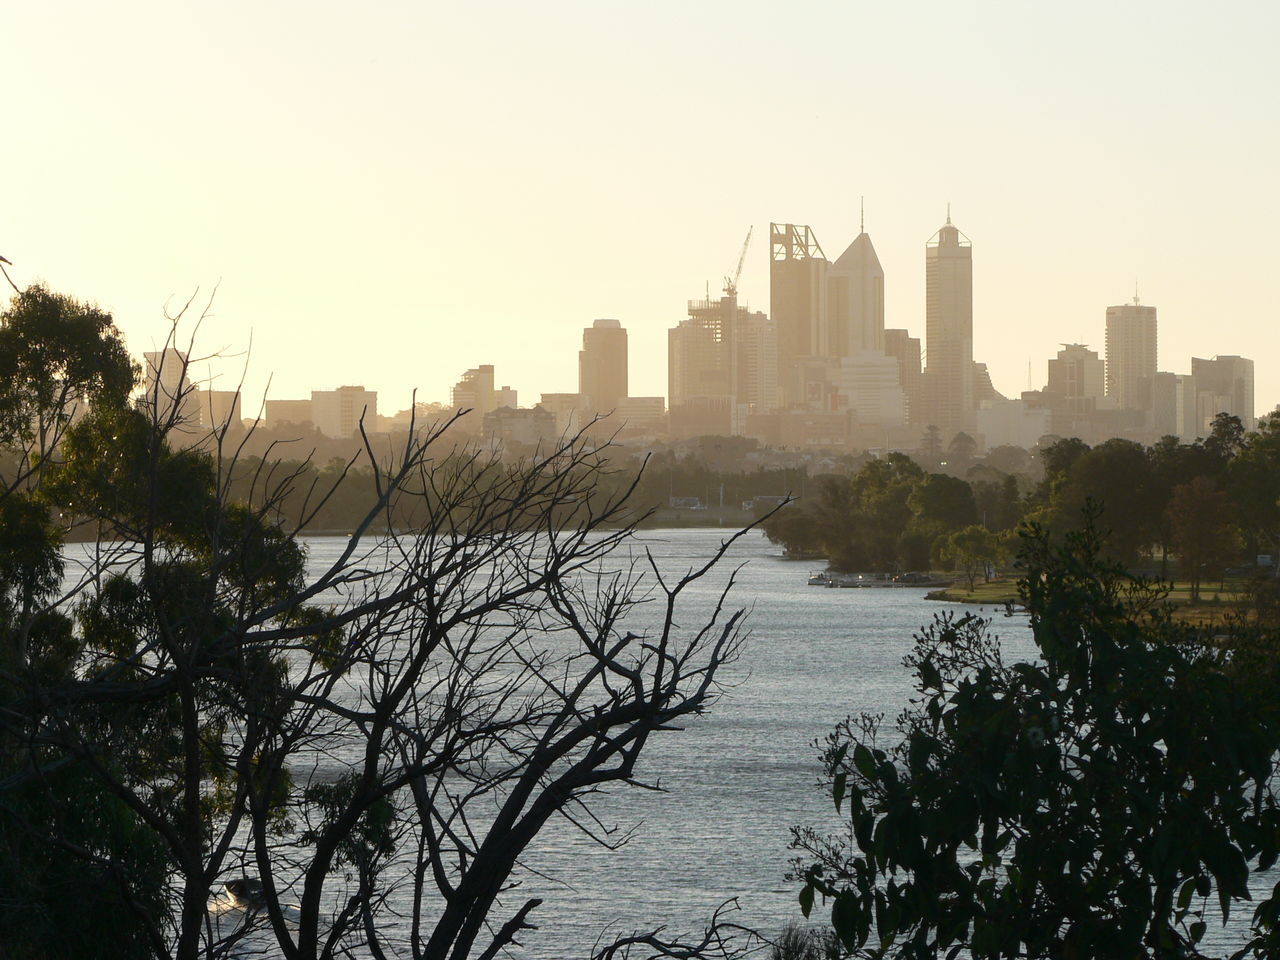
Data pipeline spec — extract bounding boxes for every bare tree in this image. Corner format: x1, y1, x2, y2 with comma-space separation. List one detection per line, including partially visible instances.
2, 314, 761, 960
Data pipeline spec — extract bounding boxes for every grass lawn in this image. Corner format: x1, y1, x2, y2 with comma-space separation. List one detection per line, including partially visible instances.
931, 574, 1255, 627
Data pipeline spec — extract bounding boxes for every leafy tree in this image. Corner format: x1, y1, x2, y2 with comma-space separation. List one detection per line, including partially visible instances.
1205, 412, 1246, 462
939, 524, 998, 591
1038, 436, 1090, 486
1147, 436, 1222, 578
794, 517, 1280, 959
944, 431, 977, 471
907, 473, 978, 532
1050, 438, 1155, 566
0, 284, 136, 489
1228, 411, 1280, 568
1167, 476, 1237, 602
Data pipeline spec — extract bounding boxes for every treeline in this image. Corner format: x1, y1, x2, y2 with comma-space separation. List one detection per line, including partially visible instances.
761, 452, 1020, 575
763, 412, 1280, 595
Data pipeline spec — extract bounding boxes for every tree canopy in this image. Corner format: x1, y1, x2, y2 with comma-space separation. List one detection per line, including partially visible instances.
794, 517, 1280, 958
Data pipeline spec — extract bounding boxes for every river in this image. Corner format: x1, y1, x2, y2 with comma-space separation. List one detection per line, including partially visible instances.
61, 526, 1264, 957
297, 526, 1037, 956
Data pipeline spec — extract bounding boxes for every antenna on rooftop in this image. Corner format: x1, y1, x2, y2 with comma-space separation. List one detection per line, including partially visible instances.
1133, 277, 1140, 306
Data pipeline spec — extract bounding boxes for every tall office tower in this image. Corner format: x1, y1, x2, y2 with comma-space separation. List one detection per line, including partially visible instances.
579, 318, 628, 415
1104, 298, 1157, 411
452, 364, 496, 415
921, 213, 975, 434
1151, 372, 1200, 441
1047, 344, 1106, 413
884, 329, 923, 423
770, 223, 828, 408
827, 217, 885, 358
1191, 354, 1255, 429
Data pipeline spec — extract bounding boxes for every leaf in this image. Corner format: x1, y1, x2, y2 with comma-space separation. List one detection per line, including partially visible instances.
853, 744, 877, 780
833, 772, 847, 812
1190, 920, 1206, 944
1177, 876, 1196, 912
799, 883, 815, 918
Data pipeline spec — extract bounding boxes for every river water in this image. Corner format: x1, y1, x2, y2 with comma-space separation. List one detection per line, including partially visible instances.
62, 527, 1264, 956
298, 527, 1037, 956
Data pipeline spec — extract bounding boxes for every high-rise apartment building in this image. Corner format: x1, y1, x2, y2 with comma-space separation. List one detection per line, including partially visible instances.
198, 389, 243, 429
920, 214, 975, 434
452, 364, 496, 416
143, 348, 199, 425
1104, 299, 1157, 411
735, 307, 778, 415
669, 294, 774, 438
311, 385, 378, 438
578, 319, 628, 415
1191, 354, 1255, 430
770, 223, 828, 408
827, 223, 885, 358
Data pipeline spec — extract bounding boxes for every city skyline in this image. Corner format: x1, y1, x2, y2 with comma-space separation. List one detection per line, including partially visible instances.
3, 2, 1277, 414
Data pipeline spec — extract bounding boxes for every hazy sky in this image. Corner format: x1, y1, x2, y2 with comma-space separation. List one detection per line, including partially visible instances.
4, 1, 1278, 417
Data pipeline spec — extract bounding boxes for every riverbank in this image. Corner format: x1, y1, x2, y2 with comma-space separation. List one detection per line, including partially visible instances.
928, 576, 1258, 628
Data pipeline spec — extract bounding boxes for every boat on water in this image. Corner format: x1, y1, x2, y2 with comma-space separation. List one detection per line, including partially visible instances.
807, 571, 830, 586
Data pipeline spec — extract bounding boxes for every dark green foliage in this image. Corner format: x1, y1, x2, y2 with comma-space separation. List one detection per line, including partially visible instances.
795, 517, 1280, 958
0, 284, 135, 450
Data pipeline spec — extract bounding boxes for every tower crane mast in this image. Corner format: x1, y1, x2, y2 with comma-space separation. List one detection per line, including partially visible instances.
723, 226, 753, 297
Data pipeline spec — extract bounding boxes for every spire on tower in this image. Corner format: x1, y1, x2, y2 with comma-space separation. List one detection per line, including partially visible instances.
946, 202, 952, 226
860, 196, 865, 234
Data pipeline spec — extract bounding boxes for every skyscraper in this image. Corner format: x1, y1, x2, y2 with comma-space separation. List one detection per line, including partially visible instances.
827, 215, 885, 358
884, 328, 922, 424
770, 223, 828, 408
1104, 298, 1157, 411
668, 293, 773, 437
1047, 344, 1105, 413
579, 319, 628, 416
921, 212, 974, 434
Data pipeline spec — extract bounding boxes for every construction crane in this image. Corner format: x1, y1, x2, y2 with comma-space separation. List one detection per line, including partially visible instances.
723, 226, 752, 297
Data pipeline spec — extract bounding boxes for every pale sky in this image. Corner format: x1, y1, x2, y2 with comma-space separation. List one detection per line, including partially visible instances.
4, 1, 1278, 417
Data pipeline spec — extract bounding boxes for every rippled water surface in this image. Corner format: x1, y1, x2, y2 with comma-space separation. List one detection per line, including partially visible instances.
65, 528, 1265, 957
300, 527, 1035, 956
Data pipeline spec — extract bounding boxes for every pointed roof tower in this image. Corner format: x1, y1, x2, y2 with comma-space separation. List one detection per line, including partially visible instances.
828, 202, 885, 356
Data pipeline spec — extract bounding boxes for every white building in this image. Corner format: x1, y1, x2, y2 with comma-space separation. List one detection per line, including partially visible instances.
311, 386, 378, 438
977, 398, 1052, 450
831, 352, 906, 426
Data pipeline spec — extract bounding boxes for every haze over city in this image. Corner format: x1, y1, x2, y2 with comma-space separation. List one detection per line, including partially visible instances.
4, 1, 1278, 415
